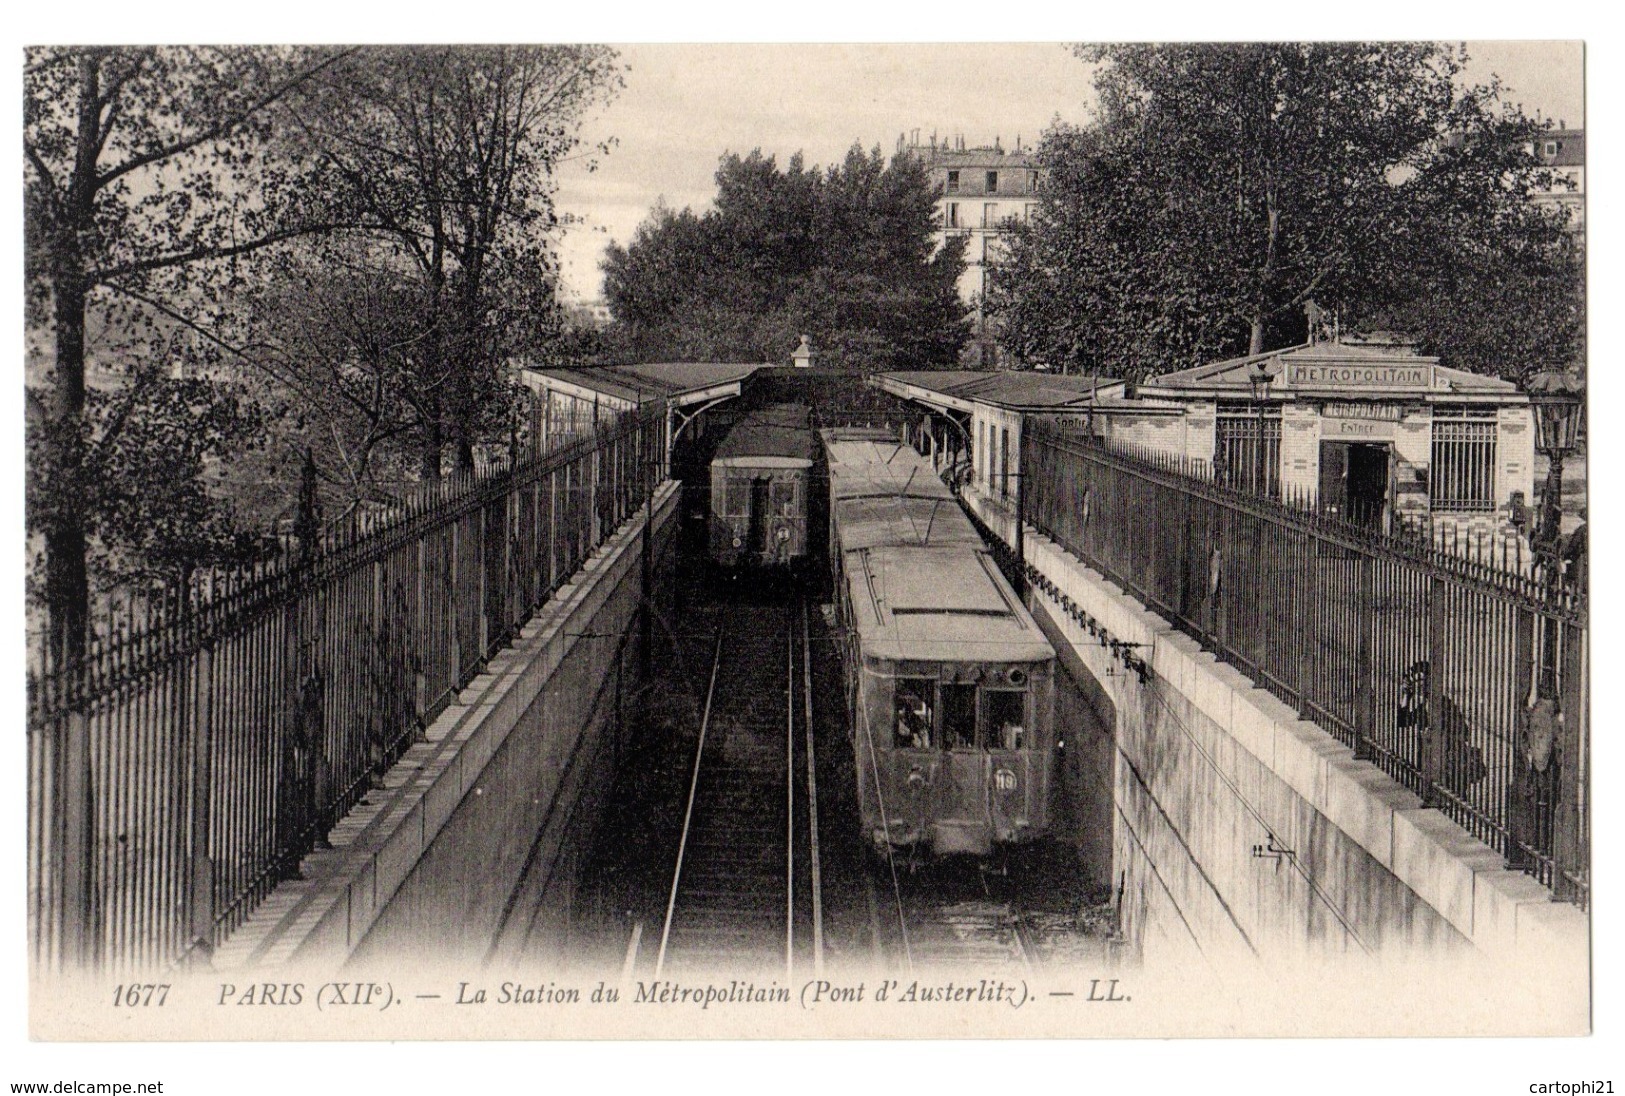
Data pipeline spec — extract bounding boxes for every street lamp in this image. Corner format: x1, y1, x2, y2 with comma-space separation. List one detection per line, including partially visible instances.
1525, 368, 1586, 567
1515, 368, 1585, 898
1248, 360, 1276, 402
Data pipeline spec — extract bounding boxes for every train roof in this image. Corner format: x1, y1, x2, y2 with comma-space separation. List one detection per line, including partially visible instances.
822, 429, 982, 550
714, 404, 815, 464
821, 427, 1053, 664
844, 546, 1055, 663
831, 496, 985, 551
822, 430, 955, 499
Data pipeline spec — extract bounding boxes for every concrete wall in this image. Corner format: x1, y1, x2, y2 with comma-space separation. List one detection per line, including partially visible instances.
1098, 412, 1191, 459
1280, 401, 1319, 496
963, 487, 1587, 989
212, 482, 680, 973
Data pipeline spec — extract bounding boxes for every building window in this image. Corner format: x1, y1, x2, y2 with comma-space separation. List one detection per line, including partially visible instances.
946, 169, 960, 194
1000, 426, 1010, 498
1215, 402, 1282, 499
945, 202, 960, 229
1028, 170, 1040, 193
1545, 140, 1559, 157
986, 170, 998, 193
983, 203, 998, 228
1431, 406, 1497, 512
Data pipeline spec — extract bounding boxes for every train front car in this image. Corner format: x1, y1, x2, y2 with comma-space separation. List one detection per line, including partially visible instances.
822, 428, 1057, 863
709, 404, 815, 572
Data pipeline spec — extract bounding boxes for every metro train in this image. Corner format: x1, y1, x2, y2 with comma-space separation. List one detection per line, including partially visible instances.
708, 404, 816, 572
822, 426, 1058, 863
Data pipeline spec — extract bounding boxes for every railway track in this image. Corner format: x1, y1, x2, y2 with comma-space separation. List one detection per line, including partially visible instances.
866, 866, 1038, 977
861, 851, 1125, 977
655, 600, 821, 979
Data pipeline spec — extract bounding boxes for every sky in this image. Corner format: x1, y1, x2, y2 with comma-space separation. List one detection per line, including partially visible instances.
550, 41, 1586, 301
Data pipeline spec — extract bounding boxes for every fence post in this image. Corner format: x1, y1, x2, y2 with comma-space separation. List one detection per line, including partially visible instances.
1014, 464, 1026, 596
186, 642, 215, 967
1506, 601, 1539, 871
450, 513, 462, 685
1551, 621, 1586, 902
590, 440, 602, 547
1353, 552, 1376, 761
1294, 527, 1312, 719
1421, 574, 1447, 806
60, 708, 95, 970
641, 414, 655, 681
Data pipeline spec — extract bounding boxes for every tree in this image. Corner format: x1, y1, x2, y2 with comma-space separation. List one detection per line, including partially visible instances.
243, 247, 444, 515
988, 43, 1582, 381
277, 46, 623, 478
25, 46, 350, 664
602, 144, 969, 371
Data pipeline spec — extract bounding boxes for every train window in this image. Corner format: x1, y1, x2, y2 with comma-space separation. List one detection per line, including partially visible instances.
725, 479, 749, 516
894, 678, 935, 749
985, 690, 1026, 750
942, 684, 977, 750
772, 479, 795, 515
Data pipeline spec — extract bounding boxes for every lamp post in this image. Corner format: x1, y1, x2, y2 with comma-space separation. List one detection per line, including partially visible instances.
1515, 369, 1585, 894
1525, 368, 1586, 579
1248, 361, 1276, 403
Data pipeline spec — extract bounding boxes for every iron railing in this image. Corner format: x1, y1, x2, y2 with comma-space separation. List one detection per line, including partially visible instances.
1018, 421, 1588, 907
28, 407, 666, 974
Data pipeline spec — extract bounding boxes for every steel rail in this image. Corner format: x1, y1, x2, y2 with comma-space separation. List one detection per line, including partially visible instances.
857, 692, 914, 976
785, 608, 795, 984
802, 601, 824, 979
654, 621, 726, 980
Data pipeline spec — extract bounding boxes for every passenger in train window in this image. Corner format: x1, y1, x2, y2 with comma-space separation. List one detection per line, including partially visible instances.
986, 691, 1025, 750
942, 684, 977, 750
895, 678, 935, 749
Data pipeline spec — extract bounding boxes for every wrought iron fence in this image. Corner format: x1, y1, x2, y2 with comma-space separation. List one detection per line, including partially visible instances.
1019, 421, 1588, 907
28, 407, 665, 974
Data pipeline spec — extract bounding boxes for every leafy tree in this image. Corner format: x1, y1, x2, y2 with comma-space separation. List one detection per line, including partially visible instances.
277, 45, 623, 477
243, 248, 443, 514
25, 45, 350, 663
602, 145, 969, 371
988, 43, 1582, 381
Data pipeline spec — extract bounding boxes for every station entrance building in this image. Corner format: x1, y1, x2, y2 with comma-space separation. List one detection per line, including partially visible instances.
878, 338, 1533, 550
1136, 339, 1534, 543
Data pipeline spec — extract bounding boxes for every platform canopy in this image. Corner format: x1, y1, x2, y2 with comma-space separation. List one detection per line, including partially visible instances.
518, 362, 764, 411
876, 371, 1111, 412
874, 370, 1183, 417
